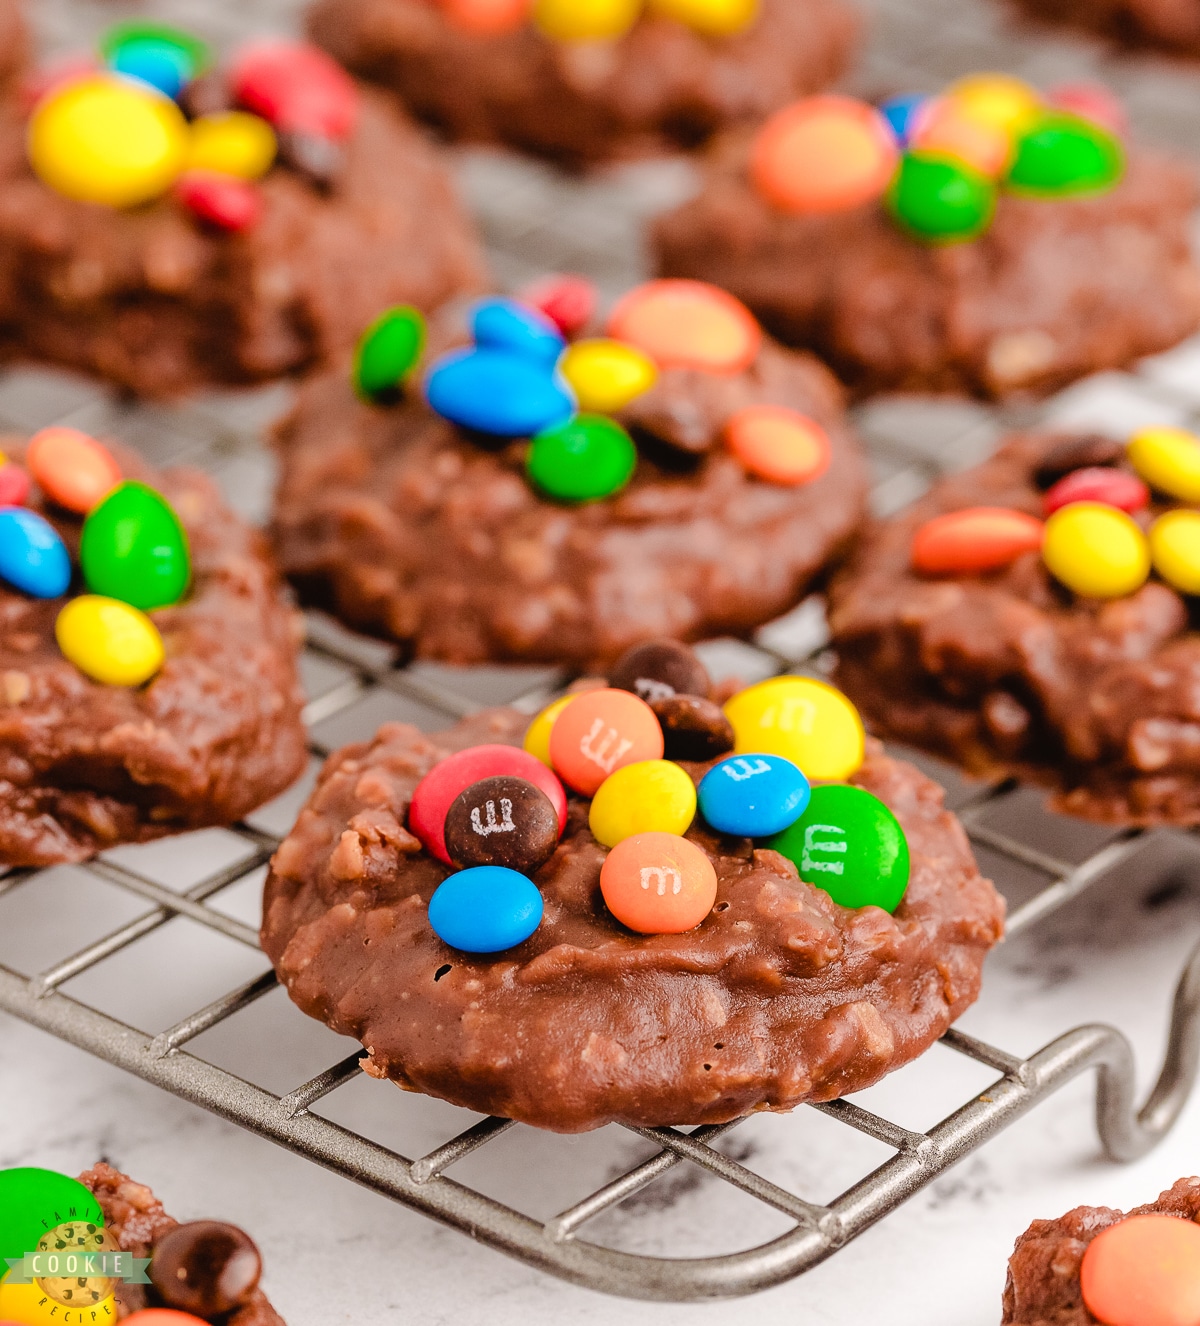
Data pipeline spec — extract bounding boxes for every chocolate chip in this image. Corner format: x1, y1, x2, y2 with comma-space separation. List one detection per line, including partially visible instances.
609, 639, 711, 704
1033, 434, 1125, 489
444, 776, 559, 872
150, 1221, 261, 1317
277, 131, 345, 191
651, 694, 735, 762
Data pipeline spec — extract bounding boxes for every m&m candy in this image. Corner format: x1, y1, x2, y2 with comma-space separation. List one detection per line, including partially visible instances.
607, 281, 762, 375
80, 481, 190, 611
549, 688, 664, 795
426, 348, 575, 437
353, 305, 426, 404
0, 457, 30, 508
533, 0, 641, 41
1128, 427, 1200, 502
724, 676, 864, 782
609, 638, 711, 703
1006, 112, 1123, 196
26, 428, 121, 514
1080, 1214, 1200, 1326
648, 0, 760, 34
0, 1168, 104, 1268
559, 339, 658, 413
147, 1221, 261, 1318
523, 694, 574, 766
879, 93, 931, 147
911, 507, 1044, 574
187, 111, 277, 180
101, 22, 209, 85
599, 831, 718, 934
943, 73, 1042, 135
440, 0, 532, 34
725, 406, 831, 486
0, 509, 71, 598
1048, 81, 1128, 137
56, 596, 166, 687
518, 273, 597, 337
229, 42, 359, 141
428, 865, 544, 953
698, 753, 810, 838
1042, 502, 1149, 599
444, 775, 560, 871
909, 98, 1013, 177
1150, 510, 1200, 596
526, 415, 637, 503
887, 151, 996, 243
589, 759, 697, 848
652, 694, 735, 762
409, 744, 566, 864
472, 297, 564, 367
768, 784, 910, 913
751, 97, 898, 215
176, 172, 262, 232
28, 74, 190, 208
122, 1314, 211, 1326
1042, 467, 1148, 516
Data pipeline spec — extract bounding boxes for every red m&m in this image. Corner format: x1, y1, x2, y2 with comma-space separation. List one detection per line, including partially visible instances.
177, 171, 262, 231
409, 745, 566, 864
1042, 466, 1148, 516
911, 507, 1044, 574
549, 688, 664, 795
519, 273, 597, 336
229, 42, 358, 140
0, 457, 30, 507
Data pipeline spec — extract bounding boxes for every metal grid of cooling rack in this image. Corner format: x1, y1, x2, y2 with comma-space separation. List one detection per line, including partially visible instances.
3, 615, 1200, 1302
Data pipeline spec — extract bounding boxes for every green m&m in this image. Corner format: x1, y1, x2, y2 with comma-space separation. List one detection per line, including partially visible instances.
353, 305, 426, 404
81, 481, 190, 611
527, 414, 637, 503
767, 783, 910, 913
0, 1167, 104, 1266
886, 151, 997, 244
1006, 112, 1123, 197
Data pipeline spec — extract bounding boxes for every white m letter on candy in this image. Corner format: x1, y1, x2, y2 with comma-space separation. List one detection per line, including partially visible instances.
722, 757, 771, 782
470, 798, 516, 836
801, 824, 847, 875
639, 866, 683, 896
580, 717, 634, 774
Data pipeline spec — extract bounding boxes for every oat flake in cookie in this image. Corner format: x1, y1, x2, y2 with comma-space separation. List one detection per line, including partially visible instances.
1003, 1177, 1200, 1326
0, 27, 482, 398
654, 76, 1200, 398
0, 433, 306, 866
262, 652, 1003, 1133
829, 425, 1200, 825
306, 0, 860, 168
271, 280, 867, 669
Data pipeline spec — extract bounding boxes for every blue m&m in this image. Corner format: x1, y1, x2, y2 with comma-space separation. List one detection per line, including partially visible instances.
425, 348, 575, 438
428, 865, 544, 953
879, 93, 930, 146
697, 753, 811, 838
471, 297, 565, 367
0, 508, 71, 598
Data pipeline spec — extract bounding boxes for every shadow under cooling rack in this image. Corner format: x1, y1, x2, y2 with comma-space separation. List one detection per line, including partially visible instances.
3, 617, 1200, 1301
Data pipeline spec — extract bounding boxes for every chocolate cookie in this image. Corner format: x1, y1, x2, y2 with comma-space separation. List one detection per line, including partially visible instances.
261, 680, 1003, 1133
78, 1162, 284, 1324
0, 435, 307, 866
1003, 1177, 1200, 1326
0, 0, 25, 92
271, 283, 868, 668
1011, 0, 1200, 57
829, 427, 1200, 824
654, 85, 1200, 398
0, 34, 482, 398
306, 0, 860, 168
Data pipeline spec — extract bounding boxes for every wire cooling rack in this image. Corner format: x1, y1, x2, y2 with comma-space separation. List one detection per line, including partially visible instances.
3, 603, 1200, 1302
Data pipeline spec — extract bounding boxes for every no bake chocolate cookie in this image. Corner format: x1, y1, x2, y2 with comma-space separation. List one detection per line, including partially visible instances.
306, 0, 860, 167
1010, 0, 1200, 58
262, 693, 1003, 1133
0, 436, 307, 866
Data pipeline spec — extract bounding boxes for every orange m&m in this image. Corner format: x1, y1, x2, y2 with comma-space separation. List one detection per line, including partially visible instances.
600, 831, 718, 933
606, 280, 762, 375
751, 96, 898, 215
725, 405, 831, 485
911, 507, 1044, 574
549, 687, 664, 795
26, 427, 121, 514
909, 97, 1014, 177
440, 0, 532, 33
1080, 1213, 1200, 1326
122, 1313, 210, 1326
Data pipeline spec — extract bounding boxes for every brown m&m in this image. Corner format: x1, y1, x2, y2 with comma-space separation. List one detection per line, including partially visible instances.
149, 1221, 262, 1317
609, 639, 711, 704
651, 694, 735, 762
444, 776, 560, 872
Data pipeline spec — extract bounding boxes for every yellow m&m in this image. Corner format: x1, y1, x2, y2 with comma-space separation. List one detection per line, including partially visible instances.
648, 0, 760, 35
28, 74, 190, 207
559, 339, 658, 413
523, 694, 574, 766
724, 676, 864, 782
187, 111, 277, 180
1042, 502, 1149, 598
1150, 510, 1200, 595
944, 73, 1042, 135
589, 759, 697, 847
1128, 426, 1200, 502
533, 0, 641, 40
56, 595, 165, 686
